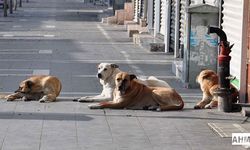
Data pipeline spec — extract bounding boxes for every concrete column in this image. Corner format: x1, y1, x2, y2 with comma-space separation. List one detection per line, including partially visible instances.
147, 0, 154, 33
239, 0, 249, 103
164, 0, 171, 53
154, 0, 160, 37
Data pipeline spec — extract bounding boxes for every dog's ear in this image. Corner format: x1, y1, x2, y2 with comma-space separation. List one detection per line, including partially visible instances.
25, 80, 33, 89
111, 64, 119, 68
201, 72, 212, 79
129, 74, 137, 81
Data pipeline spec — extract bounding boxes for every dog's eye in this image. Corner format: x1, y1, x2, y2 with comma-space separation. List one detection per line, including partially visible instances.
116, 78, 121, 81
104, 68, 107, 71
98, 68, 100, 70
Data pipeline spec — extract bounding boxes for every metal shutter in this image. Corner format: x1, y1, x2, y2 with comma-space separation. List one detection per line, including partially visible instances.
153, 0, 155, 27
221, 0, 243, 80
169, 0, 176, 51
138, 0, 142, 18
178, 0, 186, 57
134, 0, 139, 22
140, 0, 144, 18
160, 0, 166, 35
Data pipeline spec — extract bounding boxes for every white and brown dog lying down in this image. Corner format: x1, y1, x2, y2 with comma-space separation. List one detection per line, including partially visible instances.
5, 75, 62, 103
194, 69, 238, 109
75, 63, 170, 102
88, 72, 184, 111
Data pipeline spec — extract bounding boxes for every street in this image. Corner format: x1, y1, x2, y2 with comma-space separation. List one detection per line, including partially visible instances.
0, 0, 248, 150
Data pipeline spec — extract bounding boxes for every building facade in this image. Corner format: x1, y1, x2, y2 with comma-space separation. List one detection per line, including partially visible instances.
129, 0, 249, 103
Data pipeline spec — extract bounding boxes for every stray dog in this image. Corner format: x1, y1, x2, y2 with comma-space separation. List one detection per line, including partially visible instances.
88, 72, 184, 111
194, 69, 238, 109
5, 75, 62, 103
76, 63, 170, 102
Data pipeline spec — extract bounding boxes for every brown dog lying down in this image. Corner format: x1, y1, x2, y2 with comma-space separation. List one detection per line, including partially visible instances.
5, 75, 62, 103
194, 69, 238, 109
88, 72, 184, 111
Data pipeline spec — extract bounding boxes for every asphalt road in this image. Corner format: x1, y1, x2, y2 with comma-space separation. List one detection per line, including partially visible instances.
0, 0, 183, 98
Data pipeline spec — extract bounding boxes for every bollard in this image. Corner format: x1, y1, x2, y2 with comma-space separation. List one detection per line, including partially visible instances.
19, 0, 22, 7
3, 0, 8, 17
10, 0, 13, 14
14, 0, 18, 11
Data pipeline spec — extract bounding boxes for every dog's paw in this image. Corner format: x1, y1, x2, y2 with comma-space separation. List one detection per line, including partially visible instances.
72, 98, 78, 102
194, 105, 202, 109
39, 99, 46, 103
78, 98, 94, 103
146, 105, 160, 111
6, 98, 15, 101
204, 104, 212, 109
39, 97, 48, 103
5, 95, 15, 101
22, 97, 32, 101
88, 103, 102, 109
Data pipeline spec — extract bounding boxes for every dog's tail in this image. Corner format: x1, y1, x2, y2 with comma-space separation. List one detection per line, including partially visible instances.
147, 76, 171, 88
152, 89, 184, 111
148, 76, 158, 80
159, 101, 184, 111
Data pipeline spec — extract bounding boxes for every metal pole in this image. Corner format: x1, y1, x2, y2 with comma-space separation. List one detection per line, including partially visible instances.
10, 0, 13, 14
4, 0, 8, 17
19, 0, 22, 7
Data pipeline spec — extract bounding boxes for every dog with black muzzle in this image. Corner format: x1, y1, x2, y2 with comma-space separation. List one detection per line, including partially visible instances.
5, 75, 62, 103
76, 63, 170, 103
88, 72, 184, 111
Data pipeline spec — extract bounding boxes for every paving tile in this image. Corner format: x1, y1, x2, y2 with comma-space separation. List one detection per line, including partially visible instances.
1, 120, 42, 150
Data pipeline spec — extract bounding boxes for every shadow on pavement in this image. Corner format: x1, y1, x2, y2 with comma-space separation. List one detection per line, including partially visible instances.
0, 111, 93, 121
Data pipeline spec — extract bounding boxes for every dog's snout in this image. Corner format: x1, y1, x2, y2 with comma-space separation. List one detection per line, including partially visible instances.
118, 80, 126, 91
97, 73, 102, 79
118, 86, 123, 91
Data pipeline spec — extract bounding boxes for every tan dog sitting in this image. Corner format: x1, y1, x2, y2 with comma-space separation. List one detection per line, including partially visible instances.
194, 69, 238, 109
5, 75, 62, 103
88, 72, 184, 111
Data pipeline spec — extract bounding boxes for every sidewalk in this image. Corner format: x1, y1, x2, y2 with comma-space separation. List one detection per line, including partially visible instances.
0, 0, 249, 150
